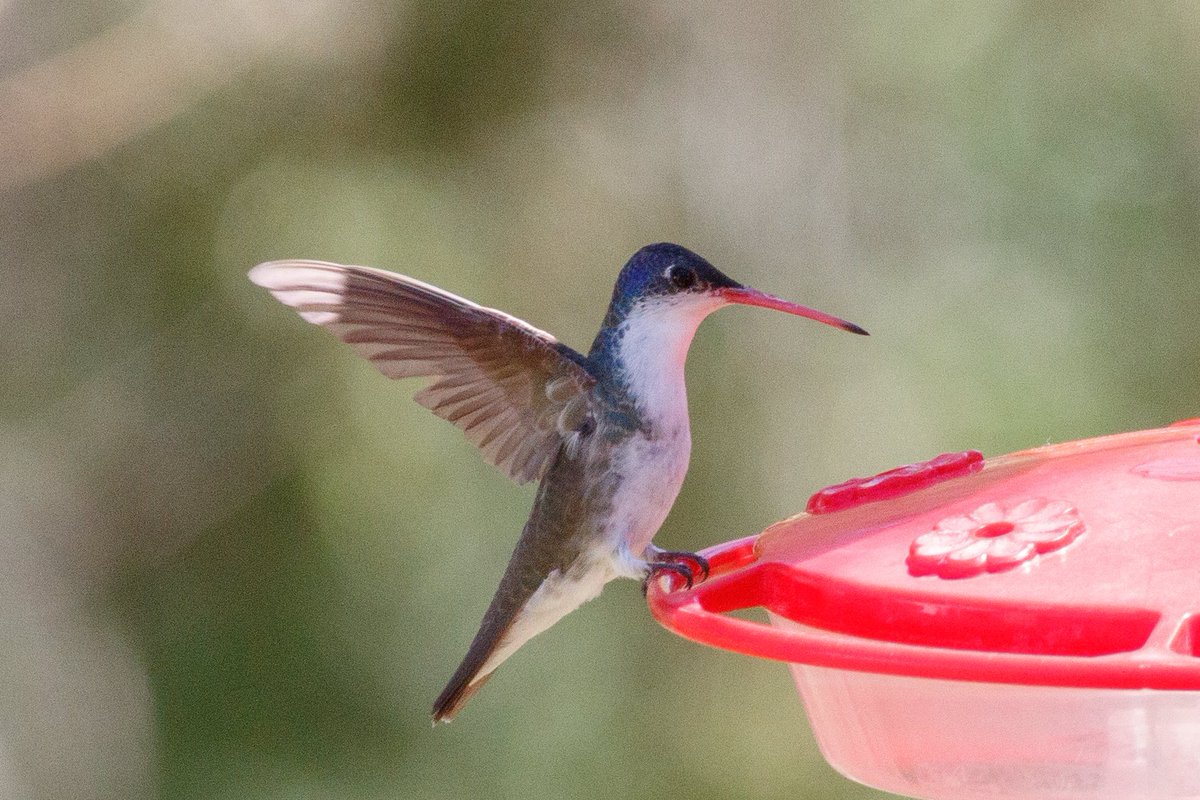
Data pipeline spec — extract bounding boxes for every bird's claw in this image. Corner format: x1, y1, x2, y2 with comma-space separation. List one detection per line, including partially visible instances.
641, 550, 710, 595
652, 549, 710, 581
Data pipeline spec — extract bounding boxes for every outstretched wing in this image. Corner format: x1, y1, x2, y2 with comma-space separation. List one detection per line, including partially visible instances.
249, 260, 596, 484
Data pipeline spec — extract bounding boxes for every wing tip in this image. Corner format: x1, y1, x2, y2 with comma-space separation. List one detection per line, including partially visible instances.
248, 260, 316, 289
249, 261, 351, 326
246, 261, 276, 287
248, 259, 350, 289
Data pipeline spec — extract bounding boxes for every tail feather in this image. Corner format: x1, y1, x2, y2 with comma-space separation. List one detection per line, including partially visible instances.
430, 562, 613, 721
429, 453, 599, 722
431, 598, 518, 723
432, 669, 494, 723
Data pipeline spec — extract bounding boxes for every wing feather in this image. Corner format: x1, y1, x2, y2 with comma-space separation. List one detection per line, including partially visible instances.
250, 259, 596, 484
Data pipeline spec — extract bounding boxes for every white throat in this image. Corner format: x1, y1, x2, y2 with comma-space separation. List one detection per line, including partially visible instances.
613, 295, 725, 428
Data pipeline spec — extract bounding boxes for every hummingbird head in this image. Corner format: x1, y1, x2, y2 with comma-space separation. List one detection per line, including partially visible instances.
599, 242, 867, 336
587, 243, 866, 391
608, 242, 741, 307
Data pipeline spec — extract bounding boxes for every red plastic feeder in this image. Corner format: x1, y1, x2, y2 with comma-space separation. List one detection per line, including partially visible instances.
647, 421, 1200, 800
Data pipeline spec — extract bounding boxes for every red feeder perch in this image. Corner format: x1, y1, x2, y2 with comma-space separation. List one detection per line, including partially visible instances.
646, 420, 1200, 800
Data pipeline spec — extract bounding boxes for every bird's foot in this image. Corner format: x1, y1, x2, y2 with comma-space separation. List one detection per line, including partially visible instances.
650, 549, 710, 581
641, 550, 711, 596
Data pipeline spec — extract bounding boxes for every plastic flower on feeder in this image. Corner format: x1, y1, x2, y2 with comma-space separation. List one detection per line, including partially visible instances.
907, 498, 1084, 578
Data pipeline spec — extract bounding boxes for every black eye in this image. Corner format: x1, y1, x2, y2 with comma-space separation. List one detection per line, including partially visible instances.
666, 265, 696, 290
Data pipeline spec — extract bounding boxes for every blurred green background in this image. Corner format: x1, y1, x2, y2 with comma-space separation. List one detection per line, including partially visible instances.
2, 1, 1198, 798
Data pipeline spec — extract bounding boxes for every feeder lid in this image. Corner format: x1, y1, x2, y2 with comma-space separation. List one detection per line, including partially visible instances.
648, 420, 1200, 689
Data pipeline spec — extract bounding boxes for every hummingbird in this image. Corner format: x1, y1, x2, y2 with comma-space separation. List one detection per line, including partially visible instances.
249, 242, 866, 722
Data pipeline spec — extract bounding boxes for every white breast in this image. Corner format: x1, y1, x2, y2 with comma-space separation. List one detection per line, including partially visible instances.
602, 294, 724, 567
605, 428, 692, 565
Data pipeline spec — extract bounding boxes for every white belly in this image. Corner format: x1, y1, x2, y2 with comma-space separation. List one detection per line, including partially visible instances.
474, 426, 692, 678
597, 294, 716, 573
604, 425, 692, 569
